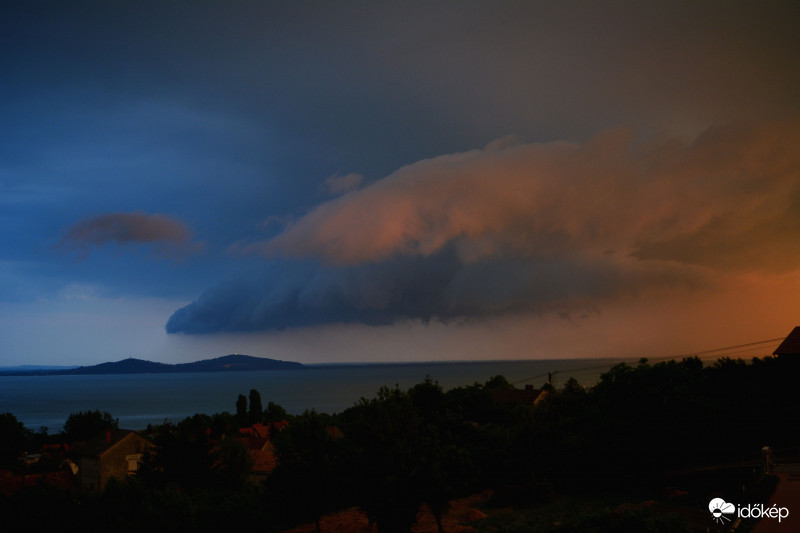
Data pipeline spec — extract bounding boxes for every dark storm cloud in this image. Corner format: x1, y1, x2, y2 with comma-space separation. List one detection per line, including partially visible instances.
165, 241, 705, 334
60, 211, 200, 257
166, 252, 459, 333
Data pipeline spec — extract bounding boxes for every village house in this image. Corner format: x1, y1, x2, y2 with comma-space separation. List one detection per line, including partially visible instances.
71, 429, 153, 491
774, 326, 800, 357
236, 422, 280, 483
490, 384, 542, 405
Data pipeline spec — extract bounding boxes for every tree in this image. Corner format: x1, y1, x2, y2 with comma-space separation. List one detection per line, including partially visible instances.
209, 411, 237, 439
138, 421, 213, 489
138, 415, 251, 491
409, 378, 473, 533
342, 386, 425, 533
264, 401, 287, 423
236, 394, 248, 426
0, 412, 29, 466
211, 437, 253, 490
62, 410, 118, 442
561, 377, 586, 397
484, 375, 514, 390
249, 389, 263, 424
269, 409, 343, 533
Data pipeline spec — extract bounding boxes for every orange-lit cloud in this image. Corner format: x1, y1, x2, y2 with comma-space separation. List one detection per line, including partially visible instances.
254, 118, 800, 277
323, 173, 364, 195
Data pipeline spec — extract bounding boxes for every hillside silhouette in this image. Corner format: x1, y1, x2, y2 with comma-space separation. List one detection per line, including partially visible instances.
0, 354, 303, 376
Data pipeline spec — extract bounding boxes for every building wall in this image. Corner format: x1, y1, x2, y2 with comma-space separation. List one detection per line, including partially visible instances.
78, 456, 100, 491
98, 434, 151, 491
78, 434, 153, 492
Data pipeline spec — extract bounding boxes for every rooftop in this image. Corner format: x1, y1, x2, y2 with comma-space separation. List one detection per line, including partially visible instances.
774, 327, 800, 356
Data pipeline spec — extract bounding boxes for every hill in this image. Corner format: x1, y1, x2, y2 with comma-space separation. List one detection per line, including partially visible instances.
0, 354, 304, 375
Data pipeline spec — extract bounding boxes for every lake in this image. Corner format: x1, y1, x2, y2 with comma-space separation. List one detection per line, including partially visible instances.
0, 358, 627, 431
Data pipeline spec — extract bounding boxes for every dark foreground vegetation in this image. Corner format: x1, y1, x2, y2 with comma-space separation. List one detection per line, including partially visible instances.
1, 355, 797, 532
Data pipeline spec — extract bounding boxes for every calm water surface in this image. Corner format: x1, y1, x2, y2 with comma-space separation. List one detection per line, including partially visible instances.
0, 359, 626, 430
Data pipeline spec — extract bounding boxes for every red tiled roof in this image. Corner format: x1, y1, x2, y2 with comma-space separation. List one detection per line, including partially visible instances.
326, 425, 344, 439
251, 423, 270, 438
236, 436, 270, 451
42, 443, 70, 451
70, 429, 145, 457
249, 449, 277, 474
238, 423, 271, 439
0, 469, 77, 496
41, 443, 71, 457
774, 326, 800, 355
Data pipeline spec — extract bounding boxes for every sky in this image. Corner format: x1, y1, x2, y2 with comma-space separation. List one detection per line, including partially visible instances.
2, 1, 800, 366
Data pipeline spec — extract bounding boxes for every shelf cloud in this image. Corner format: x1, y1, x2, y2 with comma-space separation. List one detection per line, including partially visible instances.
167, 118, 800, 334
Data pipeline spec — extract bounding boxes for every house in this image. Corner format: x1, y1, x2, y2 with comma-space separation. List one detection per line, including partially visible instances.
774, 326, 800, 357
239, 422, 271, 440
236, 423, 281, 483
247, 448, 278, 482
326, 425, 344, 439
490, 385, 541, 405
71, 429, 153, 491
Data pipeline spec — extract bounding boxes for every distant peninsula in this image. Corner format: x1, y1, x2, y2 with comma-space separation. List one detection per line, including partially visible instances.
0, 354, 304, 376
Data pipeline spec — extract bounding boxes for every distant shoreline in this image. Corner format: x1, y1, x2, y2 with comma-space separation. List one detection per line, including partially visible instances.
0, 357, 636, 376
0, 353, 303, 377
305, 357, 634, 368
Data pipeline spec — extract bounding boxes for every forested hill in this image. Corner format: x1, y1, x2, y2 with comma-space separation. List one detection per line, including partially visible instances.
0, 354, 304, 375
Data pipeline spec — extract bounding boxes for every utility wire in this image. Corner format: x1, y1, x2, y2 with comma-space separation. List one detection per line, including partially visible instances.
511, 337, 785, 387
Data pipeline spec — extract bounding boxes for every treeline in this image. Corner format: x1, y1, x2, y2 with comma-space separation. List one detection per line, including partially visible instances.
1, 355, 797, 532
533, 355, 800, 486
1, 409, 119, 468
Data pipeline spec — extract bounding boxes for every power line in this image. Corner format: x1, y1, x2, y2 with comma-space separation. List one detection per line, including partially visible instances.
670, 337, 785, 359
511, 337, 785, 387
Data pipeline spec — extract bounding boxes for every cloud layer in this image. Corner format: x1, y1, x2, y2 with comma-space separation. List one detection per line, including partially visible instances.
167, 118, 800, 334
255, 119, 800, 268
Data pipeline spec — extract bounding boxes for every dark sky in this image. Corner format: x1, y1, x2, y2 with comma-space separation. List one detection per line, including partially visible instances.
2, 1, 800, 365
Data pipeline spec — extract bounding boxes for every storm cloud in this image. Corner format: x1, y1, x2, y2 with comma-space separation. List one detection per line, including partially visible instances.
165, 243, 707, 334
165, 118, 800, 335
253, 118, 800, 269
4, 0, 800, 366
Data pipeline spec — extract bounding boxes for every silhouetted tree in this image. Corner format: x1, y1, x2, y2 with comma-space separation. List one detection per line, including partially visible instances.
484, 374, 514, 390
269, 409, 343, 533
561, 376, 585, 396
139, 415, 251, 491
212, 437, 253, 490
409, 376, 473, 532
0, 412, 29, 466
342, 386, 425, 533
209, 411, 237, 439
138, 421, 212, 489
264, 401, 287, 423
62, 410, 118, 442
249, 389, 263, 424
236, 394, 248, 426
